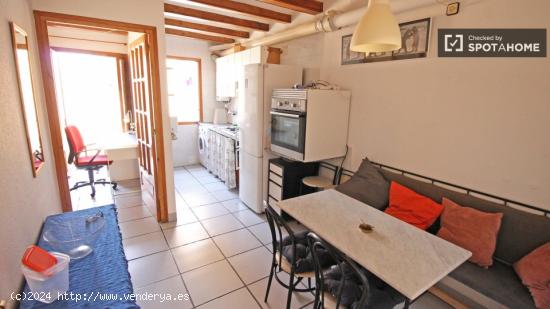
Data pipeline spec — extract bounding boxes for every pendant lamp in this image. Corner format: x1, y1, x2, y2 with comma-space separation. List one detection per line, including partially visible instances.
350, 0, 402, 53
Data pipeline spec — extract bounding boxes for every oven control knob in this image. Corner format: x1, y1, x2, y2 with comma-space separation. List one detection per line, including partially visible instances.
278, 101, 283, 107
291, 103, 298, 108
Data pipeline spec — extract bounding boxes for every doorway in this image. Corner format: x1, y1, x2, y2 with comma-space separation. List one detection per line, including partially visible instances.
34, 11, 168, 222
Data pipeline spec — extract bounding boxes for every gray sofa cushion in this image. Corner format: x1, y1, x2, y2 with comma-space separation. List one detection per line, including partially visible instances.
449, 261, 535, 308
379, 169, 550, 265
335, 158, 389, 210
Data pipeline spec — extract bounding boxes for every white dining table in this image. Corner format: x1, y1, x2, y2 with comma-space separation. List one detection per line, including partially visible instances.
276, 189, 471, 306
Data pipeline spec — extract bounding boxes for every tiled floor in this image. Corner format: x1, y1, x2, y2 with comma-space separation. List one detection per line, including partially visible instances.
117, 164, 452, 309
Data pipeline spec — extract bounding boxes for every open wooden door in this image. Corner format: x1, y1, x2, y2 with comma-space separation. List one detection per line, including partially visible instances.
128, 34, 159, 219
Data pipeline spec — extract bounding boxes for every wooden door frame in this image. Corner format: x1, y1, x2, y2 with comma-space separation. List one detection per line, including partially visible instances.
34, 11, 169, 222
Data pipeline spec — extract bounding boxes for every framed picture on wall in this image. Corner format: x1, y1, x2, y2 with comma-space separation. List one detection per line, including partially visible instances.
392, 18, 431, 60
341, 18, 431, 65
341, 34, 366, 65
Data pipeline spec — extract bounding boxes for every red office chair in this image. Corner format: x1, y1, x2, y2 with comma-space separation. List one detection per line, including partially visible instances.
65, 125, 117, 198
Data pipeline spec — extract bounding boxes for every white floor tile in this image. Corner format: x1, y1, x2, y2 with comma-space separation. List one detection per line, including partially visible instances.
115, 192, 143, 209
163, 222, 209, 248
182, 260, 243, 306
190, 170, 211, 177
123, 232, 169, 260
185, 164, 206, 171
247, 223, 273, 245
197, 175, 222, 185
117, 205, 151, 223
212, 189, 239, 202
181, 192, 219, 207
129, 251, 179, 288
192, 203, 229, 220
213, 229, 262, 257
135, 276, 193, 309
201, 214, 245, 236
161, 208, 198, 230
120, 217, 160, 239
228, 247, 272, 284
233, 209, 266, 227
221, 199, 249, 213
197, 288, 260, 309
248, 272, 314, 309
203, 182, 228, 192
171, 238, 224, 273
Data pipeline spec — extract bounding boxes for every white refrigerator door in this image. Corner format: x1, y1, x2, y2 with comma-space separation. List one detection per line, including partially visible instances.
239, 151, 263, 213
238, 64, 263, 157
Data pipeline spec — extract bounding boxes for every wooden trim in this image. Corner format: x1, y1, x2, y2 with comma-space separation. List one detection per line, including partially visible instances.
428, 287, 469, 309
167, 56, 204, 124
50, 46, 126, 58
48, 21, 128, 35
10, 22, 46, 178
164, 3, 270, 31
187, 0, 291, 23
34, 11, 169, 222
48, 34, 127, 45
165, 18, 249, 39
259, 0, 323, 14
165, 28, 234, 44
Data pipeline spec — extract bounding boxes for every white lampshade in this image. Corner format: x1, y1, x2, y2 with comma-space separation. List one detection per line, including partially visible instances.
350, 0, 402, 53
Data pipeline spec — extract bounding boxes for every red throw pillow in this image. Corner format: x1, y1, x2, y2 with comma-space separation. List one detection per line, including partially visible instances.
437, 198, 502, 268
514, 243, 550, 309
384, 182, 443, 230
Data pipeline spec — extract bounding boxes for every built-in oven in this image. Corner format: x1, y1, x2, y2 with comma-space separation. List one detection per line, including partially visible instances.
270, 89, 308, 161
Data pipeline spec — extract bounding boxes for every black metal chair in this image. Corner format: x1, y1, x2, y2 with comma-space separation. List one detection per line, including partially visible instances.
264, 205, 316, 309
307, 232, 405, 309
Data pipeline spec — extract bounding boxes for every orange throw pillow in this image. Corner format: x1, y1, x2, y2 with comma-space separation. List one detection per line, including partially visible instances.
437, 198, 503, 268
384, 182, 443, 230
514, 243, 550, 309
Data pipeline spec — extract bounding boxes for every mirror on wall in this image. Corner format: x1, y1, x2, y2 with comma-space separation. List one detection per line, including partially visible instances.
10, 22, 45, 177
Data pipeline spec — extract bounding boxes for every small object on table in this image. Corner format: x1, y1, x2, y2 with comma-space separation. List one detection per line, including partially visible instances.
21, 246, 57, 273
359, 221, 374, 233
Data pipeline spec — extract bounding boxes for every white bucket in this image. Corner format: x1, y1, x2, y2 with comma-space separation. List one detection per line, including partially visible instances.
21, 252, 70, 303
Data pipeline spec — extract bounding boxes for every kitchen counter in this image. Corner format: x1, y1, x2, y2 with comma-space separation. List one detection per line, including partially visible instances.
210, 125, 239, 141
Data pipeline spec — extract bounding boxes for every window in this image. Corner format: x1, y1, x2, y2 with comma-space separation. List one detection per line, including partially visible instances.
166, 57, 203, 124
51, 50, 126, 145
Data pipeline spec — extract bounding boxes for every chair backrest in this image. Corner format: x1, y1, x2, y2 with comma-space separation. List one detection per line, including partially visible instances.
307, 232, 370, 309
265, 205, 298, 271
65, 125, 85, 164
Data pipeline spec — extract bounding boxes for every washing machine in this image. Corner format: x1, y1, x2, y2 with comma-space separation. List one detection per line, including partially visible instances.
198, 123, 211, 168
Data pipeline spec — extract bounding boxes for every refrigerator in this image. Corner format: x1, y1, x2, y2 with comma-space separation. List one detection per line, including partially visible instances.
237, 64, 303, 213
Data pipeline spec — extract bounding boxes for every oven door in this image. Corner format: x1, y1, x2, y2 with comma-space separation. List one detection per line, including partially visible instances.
270, 110, 306, 161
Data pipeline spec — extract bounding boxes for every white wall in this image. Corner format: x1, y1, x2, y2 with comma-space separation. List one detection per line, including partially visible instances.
165, 35, 219, 167
30, 0, 177, 215
0, 0, 63, 306
276, 0, 550, 210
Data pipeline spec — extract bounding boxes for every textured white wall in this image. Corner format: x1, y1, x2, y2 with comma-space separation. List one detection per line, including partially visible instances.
30, 0, 177, 216
276, 0, 550, 210
0, 0, 62, 306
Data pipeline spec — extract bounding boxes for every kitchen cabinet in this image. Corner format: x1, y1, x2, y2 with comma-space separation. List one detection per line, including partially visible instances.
216, 47, 266, 100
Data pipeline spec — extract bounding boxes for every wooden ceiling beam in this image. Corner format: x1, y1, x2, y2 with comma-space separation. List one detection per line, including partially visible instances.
165, 18, 249, 38
164, 3, 270, 31
187, 0, 291, 23
259, 0, 323, 15
165, 28, 235, 44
